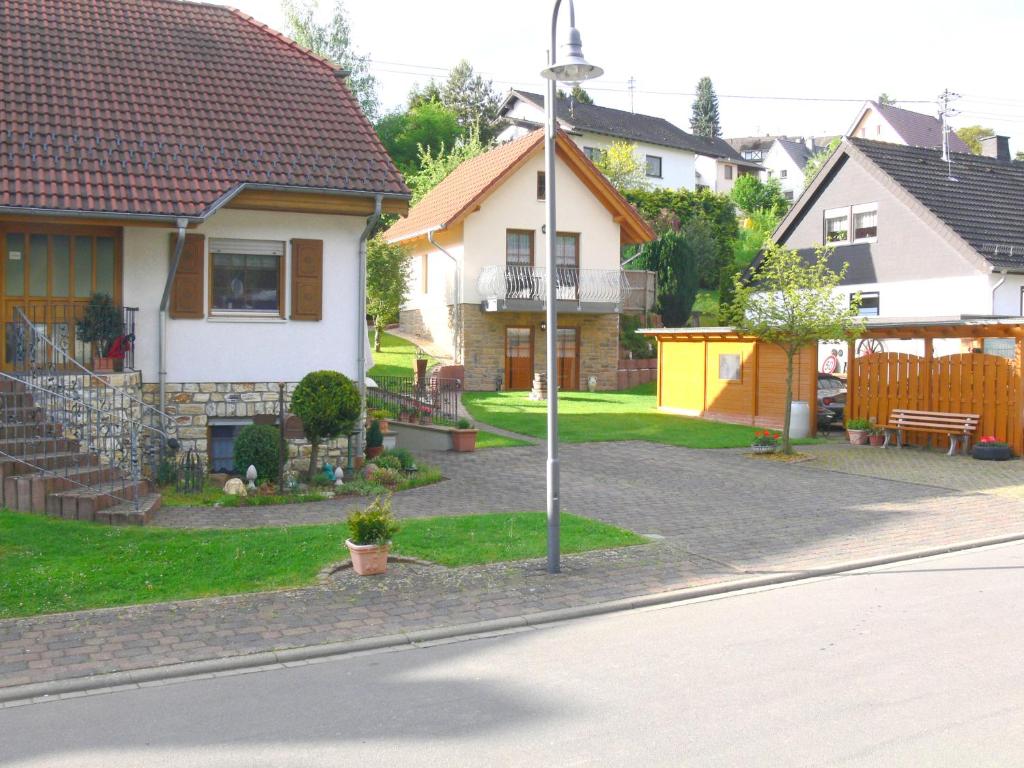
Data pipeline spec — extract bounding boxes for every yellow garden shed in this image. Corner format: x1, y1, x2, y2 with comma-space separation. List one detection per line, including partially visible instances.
640, 327, 818, 435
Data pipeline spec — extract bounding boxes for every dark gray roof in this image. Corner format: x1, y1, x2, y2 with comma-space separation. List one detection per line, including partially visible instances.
868, 102, 971, 153
851, 138, 1024, 269
775, 138, 814, 169
504, 90, 752, 163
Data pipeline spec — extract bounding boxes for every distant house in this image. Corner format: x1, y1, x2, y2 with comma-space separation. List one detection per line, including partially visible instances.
728, 136, 836, 201
498, 90, 760, 193
384, 129, 655, 391
846, 101, 971, 152
773, 136, 1021, 358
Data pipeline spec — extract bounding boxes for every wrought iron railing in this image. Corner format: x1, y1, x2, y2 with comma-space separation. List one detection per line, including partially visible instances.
0, 308, 186, 515
368, 375, 461, 427
476, 265, 629, 305
6, 303, 138, 372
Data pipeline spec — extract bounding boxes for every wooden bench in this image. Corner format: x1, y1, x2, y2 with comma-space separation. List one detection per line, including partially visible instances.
880, 410, 980, 456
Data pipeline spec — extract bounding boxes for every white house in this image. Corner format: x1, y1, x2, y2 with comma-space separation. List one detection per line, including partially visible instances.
384, 129, 655, 392
846, 101, 970, 152
1, 0, 410, 480
498, 90, 759, 193
771, 135, 1022, 364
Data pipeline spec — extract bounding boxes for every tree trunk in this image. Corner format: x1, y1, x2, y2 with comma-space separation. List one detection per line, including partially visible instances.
307, 439, 320, 481
373, 322, 382, 352
782, 349, 795, 455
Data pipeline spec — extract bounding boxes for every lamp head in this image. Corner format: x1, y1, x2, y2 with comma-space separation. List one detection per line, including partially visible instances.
540, 26, 603, 85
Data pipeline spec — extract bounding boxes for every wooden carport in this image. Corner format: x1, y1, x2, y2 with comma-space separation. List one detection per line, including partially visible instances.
847, 317, 1024, 454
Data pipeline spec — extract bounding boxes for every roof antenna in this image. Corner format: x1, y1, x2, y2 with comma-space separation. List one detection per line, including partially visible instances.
628, 76, 636, 113
938, 88, 960, 181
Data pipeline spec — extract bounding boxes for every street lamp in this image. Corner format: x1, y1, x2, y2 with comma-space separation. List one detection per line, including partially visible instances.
539, 0, 603, 574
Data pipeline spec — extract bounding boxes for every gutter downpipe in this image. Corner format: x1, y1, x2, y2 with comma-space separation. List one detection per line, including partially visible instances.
159, 218, 189, 419
992, 269, 1008, 314
357, 195, 384, 455
427, 229, 461, 364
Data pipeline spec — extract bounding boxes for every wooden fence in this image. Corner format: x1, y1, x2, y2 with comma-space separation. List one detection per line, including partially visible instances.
848, 352, 1022, 453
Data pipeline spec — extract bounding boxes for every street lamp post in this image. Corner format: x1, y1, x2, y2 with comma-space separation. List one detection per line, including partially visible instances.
540, 0, 603, 574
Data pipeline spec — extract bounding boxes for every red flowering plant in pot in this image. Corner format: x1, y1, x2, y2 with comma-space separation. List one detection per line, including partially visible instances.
750, 430, 781, 454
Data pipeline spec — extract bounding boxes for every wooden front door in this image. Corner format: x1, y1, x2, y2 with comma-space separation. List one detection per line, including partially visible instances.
557, 327, 579, 391
505, 327, 534, 390
1, 225, 122, 370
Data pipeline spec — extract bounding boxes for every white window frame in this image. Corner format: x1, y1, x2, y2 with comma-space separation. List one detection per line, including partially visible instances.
824, 207, 851, 245
718, 353, 742, 382
208, 238, 285, 317
780, 169, 788, 179
724, 164, 734, 180
851, 202, 878, 243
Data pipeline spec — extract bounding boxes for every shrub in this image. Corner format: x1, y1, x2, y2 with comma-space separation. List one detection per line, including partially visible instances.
368, 466, 401, 487
373, 455, 403, 471
233, 424, 280, 482
381, 447, 415, 470
366, 420, 383, 450
456, 417, 473, 429
291, 371, 361, 479
346, 496, 400, 545
846, 418, 873, 431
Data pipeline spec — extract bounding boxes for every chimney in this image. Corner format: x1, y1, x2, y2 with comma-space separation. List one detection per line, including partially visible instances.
979, 135, 1011, 161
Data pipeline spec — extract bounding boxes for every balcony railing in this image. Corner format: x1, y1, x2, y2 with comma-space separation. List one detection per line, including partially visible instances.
6, 303, 138, 372
477, 265, 629, 308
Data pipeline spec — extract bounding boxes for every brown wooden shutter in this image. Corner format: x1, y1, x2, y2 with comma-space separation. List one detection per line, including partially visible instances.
168, 233, 205, 319
291, 239, 323, 321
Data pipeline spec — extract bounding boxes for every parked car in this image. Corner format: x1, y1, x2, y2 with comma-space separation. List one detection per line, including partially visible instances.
817, 373, 846, 427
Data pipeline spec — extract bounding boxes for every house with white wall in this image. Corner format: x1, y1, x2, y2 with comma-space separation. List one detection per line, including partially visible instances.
499, 90, 758, 193
847, 101, 970, 152
772, 136, 1023, 363
384, 129, 655, 392
1, 0, 409, 480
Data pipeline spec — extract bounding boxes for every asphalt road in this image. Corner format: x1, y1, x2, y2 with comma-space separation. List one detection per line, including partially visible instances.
2, 542, 1023, 767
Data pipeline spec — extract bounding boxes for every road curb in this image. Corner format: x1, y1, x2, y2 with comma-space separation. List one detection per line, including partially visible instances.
4, 531, 1024, 705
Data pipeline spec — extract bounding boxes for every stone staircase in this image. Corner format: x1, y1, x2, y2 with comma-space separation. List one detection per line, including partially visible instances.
0, 379, 162, 524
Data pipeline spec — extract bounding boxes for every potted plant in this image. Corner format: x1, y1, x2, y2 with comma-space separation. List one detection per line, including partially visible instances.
370, 409, 391, 434
845, 418, 872, 445
418, 406, 432, 426
365, 419, 384, 460
345, 495, 400, 576
75, 292, 124, 372
972, 436, 1013, 461
451, 417, 478, 452
868, 427, 886, 447
750, 430, 780, 454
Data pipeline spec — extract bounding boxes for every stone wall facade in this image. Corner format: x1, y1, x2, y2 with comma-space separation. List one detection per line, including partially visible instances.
461, 305, 619, 391
141, 382, 350, 475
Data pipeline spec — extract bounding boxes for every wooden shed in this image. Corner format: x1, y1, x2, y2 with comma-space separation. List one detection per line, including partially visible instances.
641, 328, 818, 435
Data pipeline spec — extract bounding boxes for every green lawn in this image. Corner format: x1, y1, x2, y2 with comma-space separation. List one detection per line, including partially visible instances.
475, 430, 532, 449
368, 331, 439, 379
463, 382, 822, 449
0, 510, 643, 618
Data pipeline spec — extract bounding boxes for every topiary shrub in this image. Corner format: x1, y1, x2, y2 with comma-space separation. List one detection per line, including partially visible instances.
233, 424, 280, 483
291, 370, 361, 479
366, 420, 383, 450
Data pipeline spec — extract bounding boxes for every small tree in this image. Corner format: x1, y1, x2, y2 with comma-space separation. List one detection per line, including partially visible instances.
366, 236, 410, 350
407, 126, 487, 202
730, 175, 789, 217
375, 101, 463, 175
646, 230, 700, 326
594, 141, 648, 191
557, 85, 594, 104
803, 138, 841, 187
291, 371, 361, 479
955, 125, 995, 155
728, 243, 863, 454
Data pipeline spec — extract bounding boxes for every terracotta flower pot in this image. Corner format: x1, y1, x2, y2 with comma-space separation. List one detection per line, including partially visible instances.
93, 355, 115, 372
346, 539, 390, 576
451, 428, 478, 452
868, 433, 885, 446
847, 429, 870, 446
365, 445, 384, 460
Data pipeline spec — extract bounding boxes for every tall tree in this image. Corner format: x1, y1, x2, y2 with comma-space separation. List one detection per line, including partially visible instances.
366, 236, 410, 351
955, 125, 995, 155
375, 101, 462, 175
728, 244, 863, 454
593, 141, 648, 191
406, 126, 487, 202
644, 231, 700, 327
557, 85, 594, 104
690, 76, 722, 138
877, 93, 896, 106
730, 175, 789, 216
283, 0, 380, 122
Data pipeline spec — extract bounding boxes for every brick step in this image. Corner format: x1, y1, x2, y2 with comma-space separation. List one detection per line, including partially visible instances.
0, 450, 99, 481
97, 492, 163, 526
0, 436, 78, 457
48, 478, 152, 521
9, 465, 121, 512
0, 420, 62, 440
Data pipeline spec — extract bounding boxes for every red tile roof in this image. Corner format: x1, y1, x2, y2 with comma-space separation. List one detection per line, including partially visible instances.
1, 0, 409, 220
385, 129, 655, 246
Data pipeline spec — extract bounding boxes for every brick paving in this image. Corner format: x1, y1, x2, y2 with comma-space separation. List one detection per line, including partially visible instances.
4, 441, 1024, 690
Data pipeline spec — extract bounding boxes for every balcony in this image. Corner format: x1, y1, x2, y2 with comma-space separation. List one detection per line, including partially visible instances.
477, 265, 654, 313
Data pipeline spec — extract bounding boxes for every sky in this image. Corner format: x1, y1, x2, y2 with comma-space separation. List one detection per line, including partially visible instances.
216, 0, 1024, 151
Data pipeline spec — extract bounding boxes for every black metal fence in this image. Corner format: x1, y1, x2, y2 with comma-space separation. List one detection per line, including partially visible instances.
7, 303, 138, 372
368, 375, 461, 426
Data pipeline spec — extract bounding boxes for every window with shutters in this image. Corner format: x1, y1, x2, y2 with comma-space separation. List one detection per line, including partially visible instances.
209, 239, 284, 316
